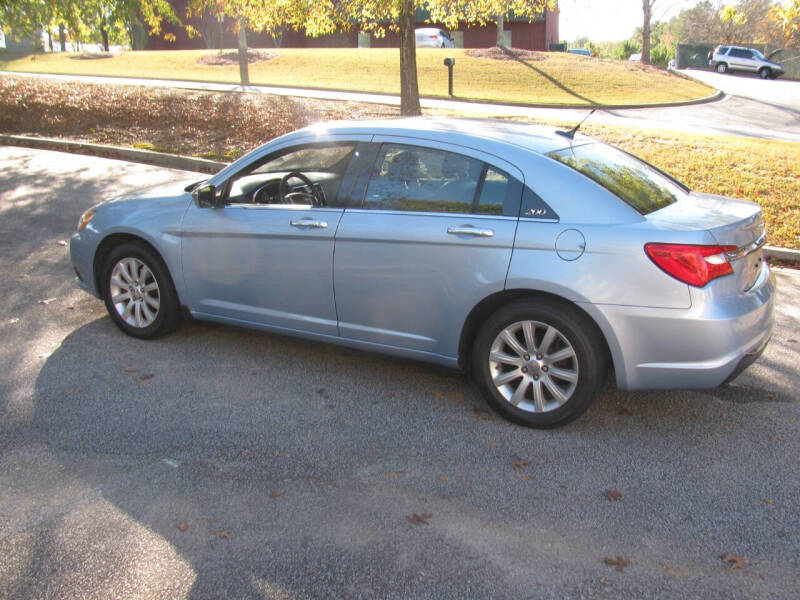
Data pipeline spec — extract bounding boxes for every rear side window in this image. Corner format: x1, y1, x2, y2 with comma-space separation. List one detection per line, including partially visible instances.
363, 143, 519, 215
548, 143, 686, 215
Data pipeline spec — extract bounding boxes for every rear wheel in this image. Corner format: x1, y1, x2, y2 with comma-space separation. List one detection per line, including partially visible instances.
102, 241, 180, 339
759, 67, 771, 79
716, 62, 728, 74
472, 299, 607, 428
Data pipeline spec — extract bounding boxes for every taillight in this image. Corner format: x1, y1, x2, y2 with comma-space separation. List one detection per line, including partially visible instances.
429, 35, 438, 39
644, 243, 737, 287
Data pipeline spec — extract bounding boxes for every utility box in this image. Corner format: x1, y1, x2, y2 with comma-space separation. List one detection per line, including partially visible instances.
451, 31, 464, 48
358, 32, 371, 48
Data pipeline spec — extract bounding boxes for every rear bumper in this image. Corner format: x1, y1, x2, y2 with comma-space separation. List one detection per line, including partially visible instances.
594, 262, 775, 391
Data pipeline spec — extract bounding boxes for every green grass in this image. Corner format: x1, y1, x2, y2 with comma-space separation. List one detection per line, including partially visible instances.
0, 48, 715, 107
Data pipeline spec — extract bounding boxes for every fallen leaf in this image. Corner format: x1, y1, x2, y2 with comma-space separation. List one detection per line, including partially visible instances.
176, 522, 188, 532
66, 305, 74, 310
198, 515, 214, 520
765, 393, 775, 399
407, 513, 432, 525
388, 392, 397, 399
57, 240, 68, 246
316, 388, 325, 395
440, 476, 448, 482
8, 318, 19, 324
764, 499, 773, 505
604, 556, 631, 571
720, 553, 746, 569
124, 369, 138, 374
618, 407, 633, 416
448, 391, 464, 403
139, 373, 155, 382
512, 459, 531, 470
514, 473, 531, 481
787, 338, 797, 344
215, 530, 231, 539
270, 492, 282, 498
604, 490, 623, 502
38, 298, 57, 305
489, 442, 497, 448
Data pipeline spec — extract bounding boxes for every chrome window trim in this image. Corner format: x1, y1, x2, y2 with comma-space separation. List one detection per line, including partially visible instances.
343, 208, 517, 221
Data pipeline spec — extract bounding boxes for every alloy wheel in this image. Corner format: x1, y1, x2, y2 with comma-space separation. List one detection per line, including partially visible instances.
488, 320, 579, 413
109, 257, 160, 328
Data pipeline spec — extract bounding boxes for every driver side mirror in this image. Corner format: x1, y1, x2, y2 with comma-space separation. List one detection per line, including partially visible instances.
192, 184, 223, 208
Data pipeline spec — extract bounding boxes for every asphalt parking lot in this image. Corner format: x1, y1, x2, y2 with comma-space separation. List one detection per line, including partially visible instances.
1, 146, 798, 599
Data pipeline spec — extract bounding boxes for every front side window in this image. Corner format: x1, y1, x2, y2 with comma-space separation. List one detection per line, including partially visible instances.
363, 144, 511, 215
225, 142, 357, 206
548, 143, 687, 215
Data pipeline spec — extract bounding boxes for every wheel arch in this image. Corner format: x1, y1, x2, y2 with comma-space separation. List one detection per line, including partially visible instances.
93, 233, 175, 301
458, 289, 616, 378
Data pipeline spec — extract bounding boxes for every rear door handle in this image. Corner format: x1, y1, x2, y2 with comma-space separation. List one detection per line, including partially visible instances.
290, 219, 327, 229
447, 226, 494, 237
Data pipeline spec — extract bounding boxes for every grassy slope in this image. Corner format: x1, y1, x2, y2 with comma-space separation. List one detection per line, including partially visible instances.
0, 48, 715, 106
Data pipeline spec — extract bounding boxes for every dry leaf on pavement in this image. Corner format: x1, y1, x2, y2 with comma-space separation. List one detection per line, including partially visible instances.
407, 513, 432, 525
176, 522, 188, 532
604, 490, 623, 502
604, 556, 631, 571
512, 459, 531, 470
720, 553, 747, 569
215, 530, 231, 539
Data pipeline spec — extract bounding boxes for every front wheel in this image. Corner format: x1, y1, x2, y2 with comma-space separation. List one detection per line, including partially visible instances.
759, 67, 771, 79
472, 299, 607, 428
716, 63, 728, 74
102, 241, 180, 339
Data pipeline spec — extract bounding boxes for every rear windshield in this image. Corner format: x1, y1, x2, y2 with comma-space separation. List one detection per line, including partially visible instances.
548, 143, 686, 215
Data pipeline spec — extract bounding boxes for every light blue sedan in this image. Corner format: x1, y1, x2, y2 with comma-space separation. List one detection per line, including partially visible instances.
70, 118, 774, 427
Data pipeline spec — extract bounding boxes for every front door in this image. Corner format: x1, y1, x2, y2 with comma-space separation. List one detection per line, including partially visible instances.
181, 140, 367, 336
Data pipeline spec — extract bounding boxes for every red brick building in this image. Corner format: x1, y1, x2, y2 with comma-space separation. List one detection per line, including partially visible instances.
149, 5, 559, 52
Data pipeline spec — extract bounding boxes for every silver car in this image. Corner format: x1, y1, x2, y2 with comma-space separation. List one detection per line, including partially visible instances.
709, 45, 785, 79
415, 28, 455, 48
70, 118, 774, 428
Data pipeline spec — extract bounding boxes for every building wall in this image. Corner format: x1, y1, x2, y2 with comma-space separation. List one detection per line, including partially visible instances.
147, 6, 559, 52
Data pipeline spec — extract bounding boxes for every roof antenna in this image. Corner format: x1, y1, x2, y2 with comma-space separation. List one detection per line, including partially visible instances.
556, 109, 596, 140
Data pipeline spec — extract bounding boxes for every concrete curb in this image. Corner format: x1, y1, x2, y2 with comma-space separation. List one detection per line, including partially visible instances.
764, 246, 800, 264
0, 134, 226, 174
2, 133, 797, 264
1, 70, 724, 111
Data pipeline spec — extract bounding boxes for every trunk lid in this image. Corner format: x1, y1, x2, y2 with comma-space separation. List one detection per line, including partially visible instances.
649, 192, 767, 291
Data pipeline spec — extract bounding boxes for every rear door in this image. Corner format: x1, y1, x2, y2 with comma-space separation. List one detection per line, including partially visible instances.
333, 138, 523, 359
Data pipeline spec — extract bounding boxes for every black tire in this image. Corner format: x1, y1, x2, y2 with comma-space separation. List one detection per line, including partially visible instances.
471, 299, 607, 428
102, 241, 180, 339
759, 67, 771, 79
716, 62, 728, 74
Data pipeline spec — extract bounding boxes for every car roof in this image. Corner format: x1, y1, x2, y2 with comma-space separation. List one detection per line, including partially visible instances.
294, 117, 580, 156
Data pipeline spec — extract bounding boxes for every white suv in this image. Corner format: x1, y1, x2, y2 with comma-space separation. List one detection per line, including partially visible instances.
709, 45, 785, 79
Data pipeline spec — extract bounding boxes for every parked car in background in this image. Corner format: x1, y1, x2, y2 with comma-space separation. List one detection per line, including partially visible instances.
629, 53, 641, 62
415, 28, 455, 48
70, 118, 774, 428
709, 45, 785, 79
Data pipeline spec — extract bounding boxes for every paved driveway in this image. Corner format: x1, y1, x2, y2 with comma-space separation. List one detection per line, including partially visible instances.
684, 68, 800, 109
1, 146, 799, 599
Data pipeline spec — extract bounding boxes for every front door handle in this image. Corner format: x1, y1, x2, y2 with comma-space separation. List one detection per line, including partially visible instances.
290, 219, 328, 229
447, 226, 494, 237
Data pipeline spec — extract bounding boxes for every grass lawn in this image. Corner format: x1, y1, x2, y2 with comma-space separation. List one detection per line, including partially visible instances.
0, 75, 796, 249
0, 47, 715, 107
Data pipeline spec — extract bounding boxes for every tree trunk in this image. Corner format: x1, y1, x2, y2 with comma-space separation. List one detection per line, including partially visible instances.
47, 30, 54, 52
218, 17, 224, 53
237, 19, 250, 85
642, 0, 652, 65
496, 13, 505, 47
100, 23, 110, 52
59, 24, 66, 51
399, 0, 421, 116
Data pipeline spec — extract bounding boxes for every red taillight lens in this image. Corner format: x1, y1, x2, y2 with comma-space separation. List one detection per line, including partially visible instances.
429, 35, 438, 39
644, 243, 737, 287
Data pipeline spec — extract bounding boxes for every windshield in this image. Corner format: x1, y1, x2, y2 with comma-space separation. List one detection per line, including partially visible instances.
548, 143, 688, 215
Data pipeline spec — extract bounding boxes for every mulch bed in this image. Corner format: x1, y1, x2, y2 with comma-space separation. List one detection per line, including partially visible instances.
466, 46, 545, 61
0, 75, 396, 161
197, 50, 277, 66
